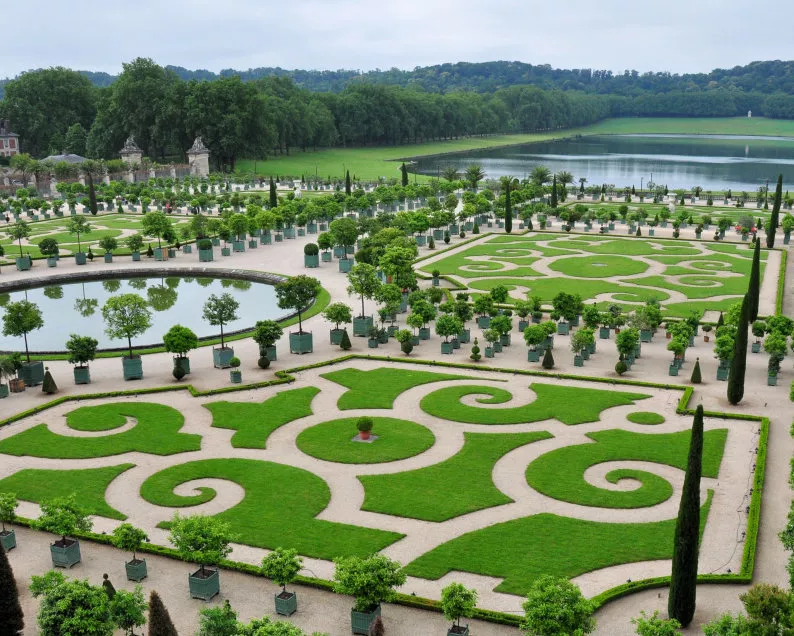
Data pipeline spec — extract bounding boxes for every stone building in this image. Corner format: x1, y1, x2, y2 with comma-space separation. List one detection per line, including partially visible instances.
0, 120, 20, 157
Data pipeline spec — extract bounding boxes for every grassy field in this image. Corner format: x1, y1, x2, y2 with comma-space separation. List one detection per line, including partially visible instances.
237, 117, 794, 180
627, 411, 666, 425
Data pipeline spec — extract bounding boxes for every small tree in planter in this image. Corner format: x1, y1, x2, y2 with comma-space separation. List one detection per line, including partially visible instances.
318, 231, 333, 261
473, 296, 494, 328
333, 554, 407, 635
570, 329, 591, 366
8, 220, 30, 269
111, 523, 149, 582
436, 314, 463, 354
441, 582, 478, 635
276, 275, 321, 354
64, 333, 98, 385
347, 263, 382, 336
98, 236, 118, 262
32, 494, 92, 568
67, 215, 92, 263
252, 320, 283, 368
228, 357, 242, 383
203, 293, 240, 368
39, 237, 60, 266
751, 320, 766, 352
32, 574, 113, 635
2, 300, 44, 386
168, 513, 232, 601
324, 302, 353, 345
490, 313, 513, 346
524, 325, 546, 362
109, 585, 147, 636
261, 547, 303, 616
125, 233, 144, 260
0, 492, 18, 551
303, 242, 320, 268
102, 294, 152, 380
396, 329, 413, 355
163, 324, 198, 378
141, 210, 173, 256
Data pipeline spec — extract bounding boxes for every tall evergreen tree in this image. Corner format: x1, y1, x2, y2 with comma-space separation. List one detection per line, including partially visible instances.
345, 169, 352, 196
550, 174, 558, 208
767, 173, 783, 248
269, 177, 277, 209
0, 543, 24, 635
727, 294, 750, 405
502, 177, 513, 234
400, 163, 409, 187
668, 404, 704, 627
147, 590, 178, 636
748, 239, 761, 322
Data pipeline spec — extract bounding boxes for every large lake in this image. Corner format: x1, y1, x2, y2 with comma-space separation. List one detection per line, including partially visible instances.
412, 134, 794, 192
0, 276, 284, 352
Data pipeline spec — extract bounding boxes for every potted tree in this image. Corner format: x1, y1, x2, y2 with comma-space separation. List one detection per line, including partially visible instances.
473, 296, 493, 329
65, 333, 98, 384
324, 302, 353, 345
0, 492, 18, 551
303, 243, 320, 268
357, 416, 374, 440
330, 217, 358, 273
396, 329, 413, 355
253, 320, 283, 367
163, 324, 198, 377
67, 215, 92, 264
333, 554, 406, 635
751, 320, 766, 353
490, 314, 513, 346
228, 214, 248, 252
347, 263, 381, 337
203, 293, 240, 368
197, 238, 214, 262
39, 237, 60, 267
141, 211, 173, 260
524, 324, 546, 362
318, 232, 333, 262
99, 236, 118, 263
367, 326, 380, 349
261, 548, 303, 616
276, 275, 321, 354
414, 300, 437, 340
32, 494, 92, 568
764, 332, 787, 386
0, 355, 17, 398
125, 233, 144, 262
432, 269, 441, 287
101, 294, 153, 380
702, 323, 713, 342
168, 513, 232, 601
8, 220, 31, 270
111, 523, 149, 582
2, 300, 45, 386
483, 328, 499, 357
571, 329, 590, 367
229, 357, 242, 383
441, 582, 478, 636
436, 314, 463, 354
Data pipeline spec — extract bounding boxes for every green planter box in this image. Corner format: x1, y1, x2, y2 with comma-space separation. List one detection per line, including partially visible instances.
307, 223, 317, 234
15, 257, 31, 271
639, 329, 652, 343
751, 342, 761, 353
47, 257, 58, 267
232, 240, 245, 252
189, 568, 220, 601
122, 356, 143, 380
183, 245, 193, 254
768, 375, 778, 386
432, 277, 440, 287
599, 327, 610, 339
419, 327, 431, 340
284, 227, 296, 239
484, 346, 494, 358
716, 366, 729, 381
518, 320, 529, 332
248, 240, 258, 249
1, 529, 16, 551
410, 335, 420, 346
21, 361, 44, 387
174, 356, 191, 375
321, 252, 332, 262
304, 254, 319, 268
131, 252, 141, 261
668, 364, 679, 376
338, 258, 353, 273
477, 316, 490, 329
451, 337, 460, 350
221, 247, 231, 256
230, 370, 242, 383
212, 237, 221, 246
199, 248, 214, 262
499, 333, 511, 346
167, 249, 177, 258
441, 341, 454, 354
262, 345, 277, 362
213, 347, 235, 369
458, 329, 470, 344
493, 341, 503, 353
353, 316, 373, 337
104, 253, 113, 263
297, 228, 306, 237
333, 246, 345, 258
275, 591, 297, 616
351, 605, 381, 635
330, 329, 345, 345
154, 247, 167, 261
527, 349, 540, 362
0, 384, 8, 399
448, 626, 470, 636
51, 539, 81, 568
574, 355, 584, 367
75, 252, 87, 265
368, 338, 379, 349
125, 558, 147, 582
289, 332, 313, 354
557, 322, 570, 335
73, 366, 91, 384
415, 235, 426, 246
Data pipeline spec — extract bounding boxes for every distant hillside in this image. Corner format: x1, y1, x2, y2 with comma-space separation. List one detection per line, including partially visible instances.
3, 59, 794, 97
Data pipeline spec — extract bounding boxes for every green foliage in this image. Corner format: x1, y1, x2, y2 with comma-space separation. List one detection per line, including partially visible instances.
32, 494, 93, 539
261, 547, 303, 590
110, 523, 148, 560
627, 412, 666, 425
631, 610, 681, 635
168, 513, 233, 570
109, 585, 146, 636
346, 263, 381, 317
541, 347, 555, 369
339, 328, 352, 350
333, 554, 407, 612
470, 337, 481, 361
64, 333, 98, 366
615, 360, 628, 375
35, 577, 113, 636
323, 302, 353, 329
141, 211, 173, 248
202, 293, 240, 348
275, 275, 321, 332
125, 233, 144, 252
162, 324, 198, 357
441, 582, 478, 627
521, 575, 595, 636
2, 300, 44, 361
690, 358, 702, 384
252, 320, 283, 349
38, 237, 59, 257
727, 295, 749, 405
42, 367, 58, 394
101, 294, 152, 358
198, 601, 238, 636
0, 540, 24, 635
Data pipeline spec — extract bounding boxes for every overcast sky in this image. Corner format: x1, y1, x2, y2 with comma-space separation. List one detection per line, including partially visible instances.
3, 0, 794, 78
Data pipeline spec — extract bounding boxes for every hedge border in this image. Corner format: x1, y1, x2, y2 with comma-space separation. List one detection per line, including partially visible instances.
777, 247, 788, 315
0, 353, 765, 621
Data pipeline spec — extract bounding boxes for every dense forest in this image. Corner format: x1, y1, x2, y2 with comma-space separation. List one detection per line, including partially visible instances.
2, 58, 794, 170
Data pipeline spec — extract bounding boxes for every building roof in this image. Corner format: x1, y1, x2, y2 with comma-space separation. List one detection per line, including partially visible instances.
41, 154, 87, 164
0, 131, 19, 138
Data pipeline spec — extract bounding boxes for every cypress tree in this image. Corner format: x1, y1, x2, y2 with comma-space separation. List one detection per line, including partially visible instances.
541, 347, 554, 369
748, 239, 761, 322
42, 367, 58, 394
690, 358, 702, 384
550, 174, 558, 208
339, 329, 352, 351
400, 163, 409, 187
716, 311, 724, 328
727, 294, 750, 405
269, 177, 278, 209
345, 170, 352, 196
148, 590, 178, 636
668, 405, 704, 627
767, 173, 783, 248
504, 179, 513, 234
0, 543, 24, 635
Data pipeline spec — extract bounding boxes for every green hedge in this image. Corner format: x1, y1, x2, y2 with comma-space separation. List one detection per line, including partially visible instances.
777, 248, 788, 315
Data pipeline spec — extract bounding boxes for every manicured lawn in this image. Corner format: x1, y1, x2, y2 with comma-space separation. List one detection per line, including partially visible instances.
360, 431, 551, 521
297, 417, 435, 464
140, 458, 403, 559
420, 383, 650, 425
321, 368, 476, 410
405, 492, 713, 595
548, 255, 649, 278
205, 387, 319, 449
627, 412, 666, 425
524, 428, 727, 508
0, 403, 201, 458
0, 464, 134, 520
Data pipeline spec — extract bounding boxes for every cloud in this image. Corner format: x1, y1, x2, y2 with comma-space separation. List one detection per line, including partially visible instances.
1, 0, 792, 78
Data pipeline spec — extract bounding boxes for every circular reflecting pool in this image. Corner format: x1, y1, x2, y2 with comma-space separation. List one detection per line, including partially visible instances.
0, 276, 284, 351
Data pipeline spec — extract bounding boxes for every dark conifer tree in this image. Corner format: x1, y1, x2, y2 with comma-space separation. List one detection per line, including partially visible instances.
345, 170, 352, 195
550, 174, 558, 208
690, 358, 702, 384
748, 239, 761, 322
541, 347, 554, 369
148, 591, 178, 636
727, 294, 750, 405
668, 404, 704, 627
767, 173, 783, 248
0, 543, 24, 636
504, 179, 513, 234
716, 311, 724, 328
269, 177, 278, 209
400, 163, 408, 187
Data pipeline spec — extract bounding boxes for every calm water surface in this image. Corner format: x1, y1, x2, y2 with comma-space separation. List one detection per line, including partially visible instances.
413, 134, 794, 191
0, 276, 283, 351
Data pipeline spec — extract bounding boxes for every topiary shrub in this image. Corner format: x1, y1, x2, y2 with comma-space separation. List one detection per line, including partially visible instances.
459, 231, 465, 238
339, 329, 352, 351
473, 223, 480, 234
304, 243, 319, 256
428, 237, 436, 249
470, 337, 481, 362
257, 356, 271, 369
229, 356, 241, 369
541, 347, 554, 369
615, 360, 628, 376
197, 239, 212, 250
444, 231, 450, 244
42, 367, 58, 394
357, 417, 373, 432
